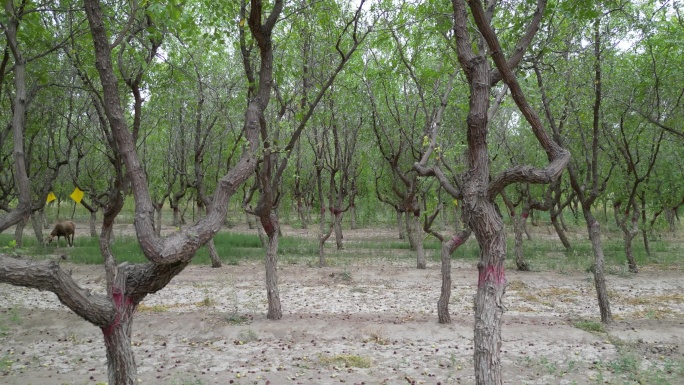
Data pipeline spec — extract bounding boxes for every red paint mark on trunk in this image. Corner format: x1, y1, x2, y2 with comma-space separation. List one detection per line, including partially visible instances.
478, 264, 506, 287
447, 236, 464, 254
522, 211, 529, 219
510, 211, 515, 217
263, 219, 275, 235
102, 286, 134, 339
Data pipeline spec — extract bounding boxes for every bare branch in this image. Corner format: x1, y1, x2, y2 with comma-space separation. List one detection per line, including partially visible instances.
0, 255, 114, 326
466, 0, 570, 198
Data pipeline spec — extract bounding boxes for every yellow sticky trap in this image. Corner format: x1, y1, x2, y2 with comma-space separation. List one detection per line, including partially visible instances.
70, 187, 84, 204
46, 192, 57, 203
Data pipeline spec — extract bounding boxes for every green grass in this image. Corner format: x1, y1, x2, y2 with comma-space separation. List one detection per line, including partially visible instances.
0, 231, 323, 265
318, 354, 372, 368
573, 320, 605, 333
0, 308, 21, 337
3, 223, 683, 274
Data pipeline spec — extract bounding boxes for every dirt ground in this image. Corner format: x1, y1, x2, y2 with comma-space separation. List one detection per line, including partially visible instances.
0, 225, 683, 385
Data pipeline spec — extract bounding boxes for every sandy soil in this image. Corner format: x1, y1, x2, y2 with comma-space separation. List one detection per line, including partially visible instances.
0, 225, 683, 385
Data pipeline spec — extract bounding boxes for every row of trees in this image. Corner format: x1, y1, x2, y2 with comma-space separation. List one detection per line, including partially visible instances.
0, 0, 683, 384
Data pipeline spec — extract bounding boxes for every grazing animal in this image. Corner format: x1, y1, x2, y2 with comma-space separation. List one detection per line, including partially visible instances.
47, 221, 75, 247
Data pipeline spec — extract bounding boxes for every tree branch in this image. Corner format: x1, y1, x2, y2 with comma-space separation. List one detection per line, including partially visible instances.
0, 255, 114, 326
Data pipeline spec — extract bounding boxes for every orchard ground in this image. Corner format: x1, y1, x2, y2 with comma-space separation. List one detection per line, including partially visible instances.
0, 223, 683, 385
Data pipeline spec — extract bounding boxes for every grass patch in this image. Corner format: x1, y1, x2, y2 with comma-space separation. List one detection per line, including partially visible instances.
507, 280, 528, 291
226, 313, 250, 325
137, 304, 169, 312
0, 231, 320, 265
573, 320, 605, 333
318, 354, 372, 368
621, 293, 684, 305
0, 353, 13, 371
236, 329, 258, 343
0, 308, 21, 337
4, 225, 684, 277
338, 269, 352, 281
629, 308, 676, 319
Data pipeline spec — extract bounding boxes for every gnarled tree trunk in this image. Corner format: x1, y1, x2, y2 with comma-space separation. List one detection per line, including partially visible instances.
261, 212, 282, 320
584, 212, 612, 323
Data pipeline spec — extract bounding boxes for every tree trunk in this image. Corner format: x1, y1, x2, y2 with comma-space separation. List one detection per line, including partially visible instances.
436, 231, 469, 324
100, 267, 139, 385
437, 242, 452, 324
523, 212, 532, 240
207, 238, 222, 268
560, 209, 569, 231
550, 212, 572, 250
471, 201, 506, 385
615, 206, 639, 273
245, 209, 256, 229
154, 206, 162, 237
14, 215, 28, 247
318, 215, 333, 268
333, 211, 343, 250
90, 211, 98, 237
405, 211, 416, 250
584, 212, 612, 323
172, 206, 180, 227
255, 217, 267, 247
640, 195, 650, 256
641, 228, 650, 257
41, 209, 50, 229
261, 213, 282, 320
101, 310, 137, 385
397, 209, 405, 240
512, 214, 530, 271
297, 202, 308, 229
31, 214, 44, 244
350, 204, 357, 229
406, 212, 426, 269
622, 229, 638, 273
665, 208, 675, 232
453, 206, 462, 232
318, 216, 326, 267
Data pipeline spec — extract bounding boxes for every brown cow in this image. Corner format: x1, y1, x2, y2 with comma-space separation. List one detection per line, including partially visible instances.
46, 221, 75, 247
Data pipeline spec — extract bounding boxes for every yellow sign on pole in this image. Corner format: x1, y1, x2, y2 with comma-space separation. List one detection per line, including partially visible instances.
46, 192, 57, 203
70, 187, 84, 204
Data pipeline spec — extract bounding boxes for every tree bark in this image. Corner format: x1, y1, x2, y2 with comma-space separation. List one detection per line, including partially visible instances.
153, 206, 162, 237
437, 240, 452, 324
470, 200, 507, 385
405, 211, 426, 268
0, 0, 32, 232
437, 230, 470, 324
512, 213, 530, 271
585, 213, 613, 323
614, 203, 640, 273
262, 213, 282, 320
350, 204, 357, 229
101, 272, 137, 385
333, 211, 344, 250
14, 215, 28, 247
397, 209, 405, 240
31, 214, 44, 243
550, 210, 572, 249
207, 238, 222, 268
